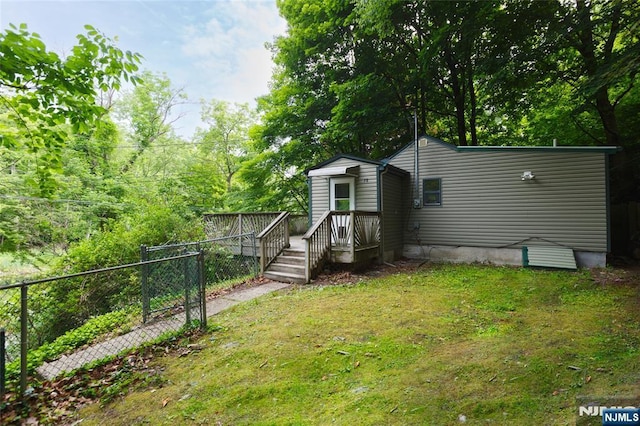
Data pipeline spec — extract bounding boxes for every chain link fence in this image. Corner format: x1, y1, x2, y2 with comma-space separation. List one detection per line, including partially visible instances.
141, 233, 258, 323
0, 253, 204, 405
141, 247, 204, 324
0, 232, 259, 405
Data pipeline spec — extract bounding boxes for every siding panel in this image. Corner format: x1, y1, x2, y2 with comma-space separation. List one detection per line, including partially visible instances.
310, 175, 329, 223
389, 142, 609, 252
309, 158, 379, 224
381, 171, 406, 258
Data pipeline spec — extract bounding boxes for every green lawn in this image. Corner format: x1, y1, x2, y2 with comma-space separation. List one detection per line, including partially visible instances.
75, 264, 640, 425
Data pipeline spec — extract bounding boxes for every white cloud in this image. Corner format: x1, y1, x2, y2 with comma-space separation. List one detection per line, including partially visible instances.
1, 0, 287, 138
180, 1, 287, 105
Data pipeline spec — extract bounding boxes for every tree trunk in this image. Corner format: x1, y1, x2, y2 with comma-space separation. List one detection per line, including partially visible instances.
444, 47, 467, 146
467, 68, 478, 146
595, 85, 619, 146
574, 0, 621, 146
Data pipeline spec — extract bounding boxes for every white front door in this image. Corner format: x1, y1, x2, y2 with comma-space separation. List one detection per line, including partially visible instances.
329, 177, 355, 244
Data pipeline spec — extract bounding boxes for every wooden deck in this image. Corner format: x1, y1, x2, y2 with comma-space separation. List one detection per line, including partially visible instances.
204, 211, 381, 284
289, 236, 305, 251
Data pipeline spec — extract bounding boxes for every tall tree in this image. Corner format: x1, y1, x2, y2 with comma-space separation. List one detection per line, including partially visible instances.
116, 71, 186, 173
195, 100, 256, 193
0, 23, 141, 193
265, 0, 404, 158
263, 0, 557, 156
554, 0, 640, 147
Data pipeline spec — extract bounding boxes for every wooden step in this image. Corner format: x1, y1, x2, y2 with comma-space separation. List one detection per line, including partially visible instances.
267, 262, 305, 275
262, 246, 308, 284
263, 270, 307, 284
276, 254, 305, 266
282, 249, 305, 258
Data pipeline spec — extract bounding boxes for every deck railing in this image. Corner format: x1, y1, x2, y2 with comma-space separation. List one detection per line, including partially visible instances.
302, 210, 332, 283
257, 211, 290, 273
204, 212, 282, 239
204, 212, 308, 238
330, 211, 381, 245
353, 211, 381, 247
204, 211, 380, 283
303, 211, 381, 282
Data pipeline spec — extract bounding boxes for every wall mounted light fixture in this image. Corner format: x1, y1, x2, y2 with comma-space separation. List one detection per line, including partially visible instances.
521, 171, 535, 181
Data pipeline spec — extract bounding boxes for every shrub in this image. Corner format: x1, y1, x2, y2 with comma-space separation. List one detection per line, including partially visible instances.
31, 203, 205, 344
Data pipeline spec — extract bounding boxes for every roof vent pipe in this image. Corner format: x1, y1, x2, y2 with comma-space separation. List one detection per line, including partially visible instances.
553, 138, 557, 147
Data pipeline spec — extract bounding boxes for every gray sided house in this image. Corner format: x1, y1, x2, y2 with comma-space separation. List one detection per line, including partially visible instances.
307, 155, 409, 263
307, 136, 618, 268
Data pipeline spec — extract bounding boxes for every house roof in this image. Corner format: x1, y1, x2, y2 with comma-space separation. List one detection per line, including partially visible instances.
307, 137, 618, 178
386, 135, 621, 160
305, 154, 409, 177
308, 165, 361, 177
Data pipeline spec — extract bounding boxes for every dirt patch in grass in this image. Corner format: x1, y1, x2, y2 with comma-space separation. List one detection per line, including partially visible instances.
307, 258, 423, 286
591, 266, 640, 287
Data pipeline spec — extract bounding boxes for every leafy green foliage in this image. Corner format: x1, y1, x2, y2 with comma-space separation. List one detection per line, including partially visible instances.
261, 0, 639, 160
195, 100, 257, 194
552, 0, 640, 146
0, 23, 142, 193
12, 204, 206, 345
116, 71, 186, 173
231, 147, 308, 213
0, 113, 126, 252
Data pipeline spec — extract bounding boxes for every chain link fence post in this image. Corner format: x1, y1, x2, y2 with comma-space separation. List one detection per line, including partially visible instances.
20, 285, 27, 399
140, 245, 150, 323
198, 249, 206, 330
182, 248, 191, 325
1, 328, 5, 401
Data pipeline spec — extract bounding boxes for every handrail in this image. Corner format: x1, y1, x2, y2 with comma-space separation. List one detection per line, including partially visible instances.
301, 210, 331, 240
302, 210, 333, 283
258, 211, 290, 273
300, 210, 382, 283
204, 211, 285, 218
256, 211, 289, 239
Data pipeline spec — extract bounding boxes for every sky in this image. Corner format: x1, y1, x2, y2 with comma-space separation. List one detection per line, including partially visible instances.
0, 0, 288, 138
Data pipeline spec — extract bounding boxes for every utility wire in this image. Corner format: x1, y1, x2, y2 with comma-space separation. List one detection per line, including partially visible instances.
0, 194, 130, 207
